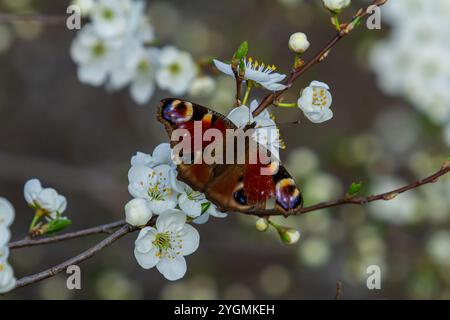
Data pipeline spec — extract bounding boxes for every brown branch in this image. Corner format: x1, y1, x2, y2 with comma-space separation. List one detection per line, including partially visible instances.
334, 281, 342, 300
252, 0, 388, 117
9, 161, 448, 291
252, 161, 450, 217
9, 220, 126, 250
13, 224, 136, 290
0, 13, 69, 26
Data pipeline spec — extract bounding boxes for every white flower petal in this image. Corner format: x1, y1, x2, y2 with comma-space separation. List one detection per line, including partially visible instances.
152, 143, 173, 166
156, 211, 186, 233
227, 106, 253, 127
0, 226, 11, 248
178, 224, 200, 256
0, 197, 15, 227
156, 256, 187, 281
131, 152, 153, 167
24, 179, 42, 205
134, 247, 160, 269
178, 193, 203, 218
213, 59, 234, 77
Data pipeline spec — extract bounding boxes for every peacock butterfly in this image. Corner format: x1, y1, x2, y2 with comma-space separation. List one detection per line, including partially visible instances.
157, 98, 303, 215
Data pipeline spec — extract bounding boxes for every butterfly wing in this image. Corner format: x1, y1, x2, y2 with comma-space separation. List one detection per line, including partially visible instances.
157, 98, 303, 214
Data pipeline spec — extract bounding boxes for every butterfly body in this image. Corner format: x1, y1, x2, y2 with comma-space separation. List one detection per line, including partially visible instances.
157, 98, 303, 215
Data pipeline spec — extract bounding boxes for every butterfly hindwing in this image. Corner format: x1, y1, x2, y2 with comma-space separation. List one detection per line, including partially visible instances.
157, 98, 303, 214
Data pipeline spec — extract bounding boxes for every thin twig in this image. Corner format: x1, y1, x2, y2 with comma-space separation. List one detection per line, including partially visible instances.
334, 281, 342, 300
13, 224, 136, 290
252, 0, 388, 117
251, 161, 450, 217
10, 162, 449, 290
0, 13, 69, 26
9, 220, 126, 250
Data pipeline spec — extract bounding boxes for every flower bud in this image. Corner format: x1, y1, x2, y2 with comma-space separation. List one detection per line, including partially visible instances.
255, 218, 269, 232
279, 228, 301, 245
288, 32, 310, 53
125, 199, 153, 227
322, 0, 351, 13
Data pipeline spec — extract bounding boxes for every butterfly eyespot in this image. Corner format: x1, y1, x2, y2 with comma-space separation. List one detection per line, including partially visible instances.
275, 178, 302, 211
233, 188, 247, 206
162, 99, 194, 124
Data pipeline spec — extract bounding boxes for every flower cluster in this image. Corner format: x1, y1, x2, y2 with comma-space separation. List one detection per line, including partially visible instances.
127, 143, 226, 280
0, 198, 16, 294
71, 0, 208, 105
369, 0, 450, 147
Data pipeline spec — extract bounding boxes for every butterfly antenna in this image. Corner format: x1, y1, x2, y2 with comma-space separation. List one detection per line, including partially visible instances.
256, 120, 301, 129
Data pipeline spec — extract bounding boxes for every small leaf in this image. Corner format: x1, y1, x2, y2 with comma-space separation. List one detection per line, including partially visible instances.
201, 202, 211, 214
233, 41, 248, 60
43, 218, 72, 235
347, 182, 363, 197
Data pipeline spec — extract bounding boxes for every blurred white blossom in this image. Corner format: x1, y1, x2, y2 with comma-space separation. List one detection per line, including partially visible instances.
189, 76, 216, 97
71, 0, 199, 104
134, 211, 199, 281
322, 0, 351, 12
427, 231, 450, 266
0, 197, 16, 294
370, 0, 450, 146
369, 176, 420, 225
155, 46, 197, 95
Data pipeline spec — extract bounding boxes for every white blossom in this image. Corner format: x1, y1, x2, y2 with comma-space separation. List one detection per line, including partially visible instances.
0, 197, 16, 294
288, 32, 310, 53
23, 179, 67, 218
134, 211, 199, 281
0, 197, 15, 228
297, 81, 333, 124
227, 100, 282, 159
174, 183, 227, 222
128, 143, 225, 223
0, 261, 16, 294
0, 198, 14, 248
90, 0, 130, 39
189, 76, 216, 97
109, 46, 160, 104
125, 198, 153, 226
70, 24, 121, 86
370, 0, 450, 144
213, 58, 287, 91
322, 0, 351, 12
71, 0, 95, 17
155, 46, 197, 95
131, 143, 174, 168
128, 164, 179, 215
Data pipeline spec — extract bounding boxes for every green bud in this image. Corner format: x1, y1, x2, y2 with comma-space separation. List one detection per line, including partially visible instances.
347, 182, 362, 197
233, 41, 248, 60
278, 227, 301, 245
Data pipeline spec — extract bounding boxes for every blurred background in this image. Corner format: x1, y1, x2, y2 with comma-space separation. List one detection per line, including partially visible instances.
1, 0, 450, 299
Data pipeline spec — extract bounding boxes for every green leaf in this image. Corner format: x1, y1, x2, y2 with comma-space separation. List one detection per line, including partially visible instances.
201, 202, 211, 214
43, 218, 72, 235
233, 41, 248, 60
347, 182, 363, 197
